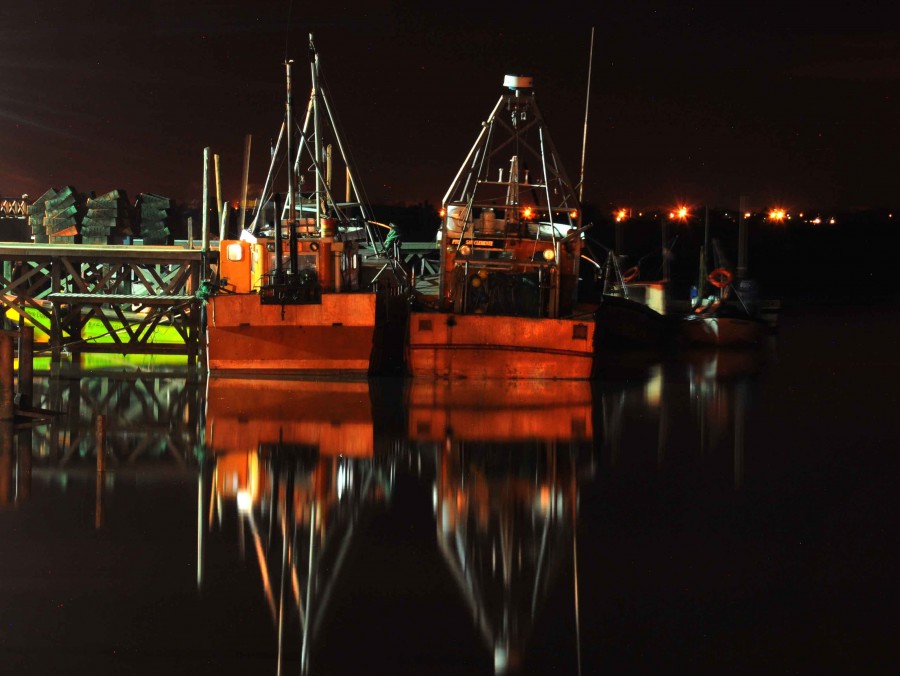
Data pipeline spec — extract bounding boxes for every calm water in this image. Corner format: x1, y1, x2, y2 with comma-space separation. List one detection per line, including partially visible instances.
0, 302, 896, 675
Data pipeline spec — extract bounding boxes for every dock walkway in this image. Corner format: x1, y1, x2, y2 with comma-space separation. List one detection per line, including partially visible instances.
0, 243, 206, 364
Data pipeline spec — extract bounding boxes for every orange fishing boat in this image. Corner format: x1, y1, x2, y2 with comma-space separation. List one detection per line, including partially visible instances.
406, 76, 597, 379
207, 35, 405, 376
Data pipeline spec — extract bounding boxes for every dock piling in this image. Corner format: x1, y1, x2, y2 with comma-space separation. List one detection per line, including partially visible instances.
0, 333, 14, 421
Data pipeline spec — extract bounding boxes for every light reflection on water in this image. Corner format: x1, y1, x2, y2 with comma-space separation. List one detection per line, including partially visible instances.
2, 319, 889, 674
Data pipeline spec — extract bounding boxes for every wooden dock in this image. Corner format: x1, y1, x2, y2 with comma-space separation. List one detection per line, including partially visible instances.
0, 243, 206, 364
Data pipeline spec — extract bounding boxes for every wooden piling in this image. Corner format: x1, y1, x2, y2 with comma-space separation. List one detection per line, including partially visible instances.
202, 148, 211, 256
239, 134, 252, 232
17, 325, 34, 408
95, 416, 105, 528
214, 153, 224, 242
0, 422, 11, 505
96, 414, 107, 473
0, 333, 14, 421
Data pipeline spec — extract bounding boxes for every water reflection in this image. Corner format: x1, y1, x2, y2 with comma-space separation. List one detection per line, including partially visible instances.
407, 380, 596, 674
3, 368, 202, 510
0, 350, 766, 674
203, 378, 393, 675
599, 348, 764, 490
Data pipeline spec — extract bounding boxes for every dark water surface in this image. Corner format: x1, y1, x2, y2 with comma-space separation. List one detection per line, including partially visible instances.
0, 302, 896, 675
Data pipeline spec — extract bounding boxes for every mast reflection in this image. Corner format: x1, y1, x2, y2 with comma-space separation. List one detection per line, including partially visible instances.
407, 380, 595, 674
203, 378, 393, 675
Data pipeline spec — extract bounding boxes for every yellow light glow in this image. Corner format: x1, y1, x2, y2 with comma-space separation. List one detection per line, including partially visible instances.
569, 210, 578, 219
744, 211, 751, 218
522, 206, 534, 219
769, 208, 786, 222
459, 244, 472, 256
615, 208, 627, 222
237, 490, 253, 514
439, 208, 446, 218
225, 242, 244, 261
542, 248, 556, 261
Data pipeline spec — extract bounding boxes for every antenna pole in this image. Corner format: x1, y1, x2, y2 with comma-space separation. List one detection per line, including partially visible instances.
286, 58, 298, 276
578, 27, 595, 203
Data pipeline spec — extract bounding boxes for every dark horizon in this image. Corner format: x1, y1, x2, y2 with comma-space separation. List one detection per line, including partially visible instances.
1, 1, 897, 211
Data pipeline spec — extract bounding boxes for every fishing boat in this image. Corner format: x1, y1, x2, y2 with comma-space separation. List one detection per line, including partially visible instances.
594, 251, 674, 350
680, 266, 768, 347
206, 35, 405, 376
406, 76, 597, 379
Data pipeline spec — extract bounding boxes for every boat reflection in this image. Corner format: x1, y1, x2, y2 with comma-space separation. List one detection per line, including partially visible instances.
599, 348, 765, 489
0, 352, 770, 673
407, 379, 595, 674
203, 378, 393, 675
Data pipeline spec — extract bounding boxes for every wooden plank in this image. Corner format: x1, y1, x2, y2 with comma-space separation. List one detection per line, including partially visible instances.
47, 293, 196, 305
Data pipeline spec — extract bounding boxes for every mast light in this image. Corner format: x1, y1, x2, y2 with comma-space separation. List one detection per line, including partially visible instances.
503, 75, 533, 91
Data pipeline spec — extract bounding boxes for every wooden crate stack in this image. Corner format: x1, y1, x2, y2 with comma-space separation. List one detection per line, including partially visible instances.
27, 188, 58, 243
136, 193, 170, 245
83, 190, 131, 245
43, 186, 84, 244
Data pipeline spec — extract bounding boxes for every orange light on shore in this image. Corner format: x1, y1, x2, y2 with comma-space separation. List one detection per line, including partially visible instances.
669, 206, 689, 221
615, 208, 628, 222
769, 208, 786, 222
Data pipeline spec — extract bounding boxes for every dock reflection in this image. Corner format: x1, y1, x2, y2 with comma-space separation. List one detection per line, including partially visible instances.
1, 368, 202, 512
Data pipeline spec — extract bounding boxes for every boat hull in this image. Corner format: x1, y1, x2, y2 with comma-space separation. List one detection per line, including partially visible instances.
407, 311, 596, 379
206, 293, 377, 374
595, 295, 673, 348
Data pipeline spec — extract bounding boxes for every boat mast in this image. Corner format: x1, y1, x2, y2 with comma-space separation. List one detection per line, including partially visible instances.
578, 27, 595, 203
285, 58, 298, 276
310, 34, 322, 236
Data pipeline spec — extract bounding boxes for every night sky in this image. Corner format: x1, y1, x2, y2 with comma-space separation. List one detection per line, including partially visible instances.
1, 0, 897, 211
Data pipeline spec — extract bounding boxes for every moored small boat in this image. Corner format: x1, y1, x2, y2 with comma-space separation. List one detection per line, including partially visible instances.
407, 75, 596, 379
